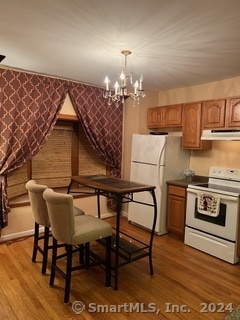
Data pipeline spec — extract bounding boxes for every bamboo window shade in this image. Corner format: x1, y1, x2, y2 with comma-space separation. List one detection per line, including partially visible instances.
31, 122, 72, 187
78, 124, 106, 176
7, 165, 29, 199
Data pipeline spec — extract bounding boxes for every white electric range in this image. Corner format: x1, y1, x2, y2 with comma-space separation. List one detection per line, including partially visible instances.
185, 166, 240, 264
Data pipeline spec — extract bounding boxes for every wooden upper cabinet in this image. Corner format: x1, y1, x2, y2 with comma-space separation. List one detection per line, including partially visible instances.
147, 95, 240, 147
182, 102, 212, 150
202, 97, 240, 129
147, 104, 182, 128
202, 99, 226, 129
147, 107, 164, 128
227, 96, 240, 128
164, 104, 182, 127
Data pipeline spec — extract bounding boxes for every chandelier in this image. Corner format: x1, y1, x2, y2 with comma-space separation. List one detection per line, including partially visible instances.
103, 50, 146, 107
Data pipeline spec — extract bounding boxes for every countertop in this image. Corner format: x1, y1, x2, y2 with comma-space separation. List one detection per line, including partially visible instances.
166, 175, 208, 188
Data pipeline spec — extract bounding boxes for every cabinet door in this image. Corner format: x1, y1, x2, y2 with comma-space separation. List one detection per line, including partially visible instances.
182, 102, 201, 148
182, 102, 212, 150
164, 104, 182, 127
167, 185, 186, 235
147, 107, 164, 128
202, 99, 226, 129
227, 97, 240, 128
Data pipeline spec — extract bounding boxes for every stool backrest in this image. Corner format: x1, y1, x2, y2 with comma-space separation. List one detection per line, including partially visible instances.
43, 188, 75, 244
25, 180, 50, 227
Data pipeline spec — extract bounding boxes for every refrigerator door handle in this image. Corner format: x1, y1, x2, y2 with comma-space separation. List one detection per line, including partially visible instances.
157, 140, 166, 189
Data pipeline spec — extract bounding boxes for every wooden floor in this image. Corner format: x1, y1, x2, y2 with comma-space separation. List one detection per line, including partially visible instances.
0, 216, 239, 320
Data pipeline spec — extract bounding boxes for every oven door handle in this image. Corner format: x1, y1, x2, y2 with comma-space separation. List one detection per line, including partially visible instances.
187, 188, 239, 202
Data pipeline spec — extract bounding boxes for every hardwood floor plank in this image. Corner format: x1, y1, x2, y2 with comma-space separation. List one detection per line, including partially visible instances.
0, 216, 239, 319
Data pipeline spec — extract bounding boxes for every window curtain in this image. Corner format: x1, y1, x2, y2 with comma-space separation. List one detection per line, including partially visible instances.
69, 82, 123, 178
0, 68, 68, 232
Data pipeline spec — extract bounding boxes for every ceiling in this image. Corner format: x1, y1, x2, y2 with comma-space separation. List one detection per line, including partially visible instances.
1, 0, 240, 92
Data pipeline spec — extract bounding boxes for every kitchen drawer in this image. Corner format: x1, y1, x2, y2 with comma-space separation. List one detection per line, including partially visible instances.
168, 185, 186, 197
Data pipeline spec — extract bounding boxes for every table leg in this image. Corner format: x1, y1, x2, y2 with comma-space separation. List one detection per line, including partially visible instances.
97, 191, 101, 218
149, 189, 157, 275
113, 194, 122, 290
67, 180, 73, 194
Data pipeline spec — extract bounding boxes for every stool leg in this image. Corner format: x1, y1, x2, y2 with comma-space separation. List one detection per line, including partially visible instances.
42, 226, 50, 274
64, 244, 73, 304
85, 242, 90, 270
79, 244, 84, 264
49, 237, 57, 286
105, 236, 111, 288
32, 222, 39, 262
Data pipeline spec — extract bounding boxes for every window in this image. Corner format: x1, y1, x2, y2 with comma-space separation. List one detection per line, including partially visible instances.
7, 120, 106, 204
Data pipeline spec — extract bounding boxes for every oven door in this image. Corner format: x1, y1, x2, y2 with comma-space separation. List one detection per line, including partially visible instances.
185, 188, 239, 241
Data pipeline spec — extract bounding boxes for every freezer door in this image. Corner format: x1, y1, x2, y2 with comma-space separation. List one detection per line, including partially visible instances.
128, 162, 165, 233
131, 134, 166, 165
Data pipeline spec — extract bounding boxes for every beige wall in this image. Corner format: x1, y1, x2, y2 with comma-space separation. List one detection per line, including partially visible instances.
60, 93, 76, 115
158, 76, 240, 105
190, 142, 240, 176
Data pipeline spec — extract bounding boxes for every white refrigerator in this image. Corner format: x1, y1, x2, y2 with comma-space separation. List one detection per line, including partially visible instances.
128, 134, 190, 235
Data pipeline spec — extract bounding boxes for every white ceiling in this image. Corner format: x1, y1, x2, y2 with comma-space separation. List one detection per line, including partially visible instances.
1, 0, 240, 92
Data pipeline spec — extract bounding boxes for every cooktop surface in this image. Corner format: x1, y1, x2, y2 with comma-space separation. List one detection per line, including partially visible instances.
189, 182, 240, 196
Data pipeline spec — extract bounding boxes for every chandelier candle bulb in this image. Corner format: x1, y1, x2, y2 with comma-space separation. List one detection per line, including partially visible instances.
104, 76, 109, 91
115, 81, 119, 94
120, 71, 125, 87
139, 74, 143, 90
134, 81, 139, 94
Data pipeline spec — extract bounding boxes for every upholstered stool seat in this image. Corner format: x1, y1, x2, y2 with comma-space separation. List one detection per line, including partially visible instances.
43, 188, 112, 304
25, 180, 84, 274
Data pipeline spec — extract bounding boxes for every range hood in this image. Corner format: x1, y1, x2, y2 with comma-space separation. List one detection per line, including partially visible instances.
201, 129, 240, 141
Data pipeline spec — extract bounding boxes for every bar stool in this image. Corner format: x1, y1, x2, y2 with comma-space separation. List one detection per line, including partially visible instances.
25, 180, 85, 274
43, 188, 112, 304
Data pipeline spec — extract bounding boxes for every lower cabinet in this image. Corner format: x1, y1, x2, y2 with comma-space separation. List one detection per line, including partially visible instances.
167, 184, 186, 236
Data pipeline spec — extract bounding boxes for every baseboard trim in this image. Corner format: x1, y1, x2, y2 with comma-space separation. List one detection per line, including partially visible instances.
121, 210, 128, 217
0, 213, 116, 243
0, 228, 43, 243
99, 212, 116, 219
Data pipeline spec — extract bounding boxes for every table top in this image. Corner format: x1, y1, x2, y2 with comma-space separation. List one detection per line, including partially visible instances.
71, 175, 155, 195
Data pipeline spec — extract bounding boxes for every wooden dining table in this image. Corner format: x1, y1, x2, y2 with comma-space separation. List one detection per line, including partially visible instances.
68, 174, 157, 290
